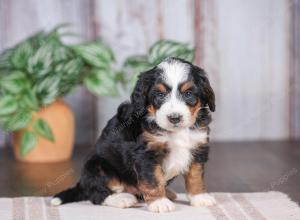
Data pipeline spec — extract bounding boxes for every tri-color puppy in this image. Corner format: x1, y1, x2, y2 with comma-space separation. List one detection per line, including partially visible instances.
51, 57, 216, 213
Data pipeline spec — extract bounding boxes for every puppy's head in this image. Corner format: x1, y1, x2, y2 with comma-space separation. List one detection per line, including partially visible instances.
131, 58, 215, 131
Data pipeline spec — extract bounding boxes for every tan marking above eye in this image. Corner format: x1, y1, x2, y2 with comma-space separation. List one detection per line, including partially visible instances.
156, 83, 167, 93
180, 81, 193, 92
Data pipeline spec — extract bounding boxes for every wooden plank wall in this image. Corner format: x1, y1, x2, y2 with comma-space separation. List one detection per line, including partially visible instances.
0, 0, 298, 144
290, 0, 300, 140
200, 0, 291, 141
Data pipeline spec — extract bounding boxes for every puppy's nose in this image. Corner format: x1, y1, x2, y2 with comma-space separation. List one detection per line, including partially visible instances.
167, 113, 182, 124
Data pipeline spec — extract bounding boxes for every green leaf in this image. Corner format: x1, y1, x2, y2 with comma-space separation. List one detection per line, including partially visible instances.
3, 111, 32, 132
0, 49, 13, 69
20, 131, 37, 157
59, 58, 82, 78
0, 114, 10, 123
55, 58, 83, 96
35, 76, 60, 105
148, 40, 195, 65
27, 31, 47, 48
11, 41, 33, 69
0, 95, 17, 116
114, 71, 126, 84
71, 41, 114, 68
27, 44, 53, 77
52, 45, 72, 63
0, 71, 29, 93
123, 56, 152, 89
123, 56, 152, 75
33, 119, 54, 142
49, 23, 72, 34
123, 55, 149, 68
83, 68, 118, 97
20, 90, 39, 110
175, 48, 196, 62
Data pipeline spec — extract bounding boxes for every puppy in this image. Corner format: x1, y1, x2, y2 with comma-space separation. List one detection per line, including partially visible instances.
51, 57, 216, 213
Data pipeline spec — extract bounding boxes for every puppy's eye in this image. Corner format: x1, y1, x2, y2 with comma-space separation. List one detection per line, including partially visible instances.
183, 91, 193, 99
156, 92, 165, 99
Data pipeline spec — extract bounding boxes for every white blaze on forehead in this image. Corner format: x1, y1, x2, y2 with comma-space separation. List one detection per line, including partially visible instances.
158, 60, 190, 88
155, 60, 192, 131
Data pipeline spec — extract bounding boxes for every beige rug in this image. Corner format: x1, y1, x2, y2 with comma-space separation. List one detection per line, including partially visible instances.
0, 192, 299, 220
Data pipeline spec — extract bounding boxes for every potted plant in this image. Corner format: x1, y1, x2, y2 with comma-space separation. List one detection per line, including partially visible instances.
0, 25, 195, 163
0, 26, 118, 163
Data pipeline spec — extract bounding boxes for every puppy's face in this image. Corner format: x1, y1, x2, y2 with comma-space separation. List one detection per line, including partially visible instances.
131, 58, 215, 131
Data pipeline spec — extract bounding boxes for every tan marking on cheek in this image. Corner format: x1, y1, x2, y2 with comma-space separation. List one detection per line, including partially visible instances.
156, 83, 167, 93
138, 166, 166, 203
184, 163, 206, 195
180, 81, 193, 92
189, 100, 201, 121
143, 131, 167, 151
147, 105, 156, 116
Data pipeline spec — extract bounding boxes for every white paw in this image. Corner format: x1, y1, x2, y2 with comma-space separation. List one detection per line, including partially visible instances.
148, 197, 176, 213
50, 198, 62, 206
102, 193, 137, 208
188, 193, 216, 207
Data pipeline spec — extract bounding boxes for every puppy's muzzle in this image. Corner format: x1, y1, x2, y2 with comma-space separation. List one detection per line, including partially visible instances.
167, 113, 183, 124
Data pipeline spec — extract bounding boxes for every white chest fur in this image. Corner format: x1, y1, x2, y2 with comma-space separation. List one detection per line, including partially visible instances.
160, 128, 208, 181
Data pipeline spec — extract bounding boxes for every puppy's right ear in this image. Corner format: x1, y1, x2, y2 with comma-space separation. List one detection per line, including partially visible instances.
130, 68, 156, 114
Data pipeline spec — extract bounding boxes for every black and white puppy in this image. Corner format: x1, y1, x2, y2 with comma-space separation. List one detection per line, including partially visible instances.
51, 57, 216, 213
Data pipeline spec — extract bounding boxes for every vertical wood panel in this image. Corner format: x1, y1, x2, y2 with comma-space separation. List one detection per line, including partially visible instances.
194, 0, 203, 65
94, 0, 160, 65
0, 0, 96, 145
200, 0, 290, 141
290, 0, 300, 140
0, 1, 5, 147
159, 0, 194, 44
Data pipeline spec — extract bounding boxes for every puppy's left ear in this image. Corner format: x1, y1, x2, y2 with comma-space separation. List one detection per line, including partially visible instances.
192, 66, 216, 112
130, 67, 157, 114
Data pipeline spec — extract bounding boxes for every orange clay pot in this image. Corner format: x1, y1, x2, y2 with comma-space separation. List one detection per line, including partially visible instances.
13, 100, 75, 163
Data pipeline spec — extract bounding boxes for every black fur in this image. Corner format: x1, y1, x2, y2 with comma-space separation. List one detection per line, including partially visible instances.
53, 58, 215, 205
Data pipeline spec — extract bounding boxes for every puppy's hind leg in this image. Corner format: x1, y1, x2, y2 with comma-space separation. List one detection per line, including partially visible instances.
80, 155, 112, 205
103, 178, 138, 208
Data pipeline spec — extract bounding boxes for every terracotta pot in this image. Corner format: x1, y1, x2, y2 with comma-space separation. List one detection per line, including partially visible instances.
13, 100, 75, 163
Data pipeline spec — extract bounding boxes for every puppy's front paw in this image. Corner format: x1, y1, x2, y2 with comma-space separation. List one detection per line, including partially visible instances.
188, 193, 216, 207
103, 193, 137, 208
148, 197, 176, 213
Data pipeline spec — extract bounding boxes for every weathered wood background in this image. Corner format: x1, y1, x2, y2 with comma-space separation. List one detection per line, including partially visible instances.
0, 0, 299, 147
